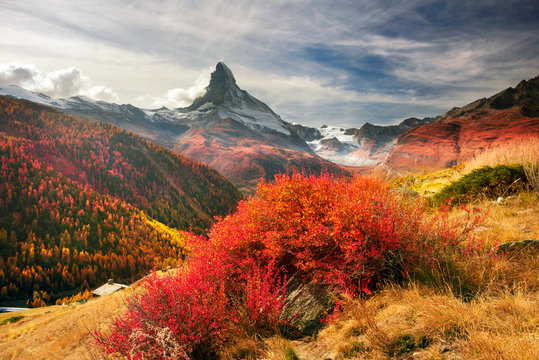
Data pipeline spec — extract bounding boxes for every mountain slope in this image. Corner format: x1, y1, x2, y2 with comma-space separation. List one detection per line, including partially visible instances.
385, 75, 539, 172
0, 136, 183, 302
0, 95, 242, 303
291, 117, 433, 166
1, 63, 345, 192
0, 96, 242, 233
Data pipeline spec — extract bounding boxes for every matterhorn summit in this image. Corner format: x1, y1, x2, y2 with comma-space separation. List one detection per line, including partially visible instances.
178, 62, 292, 135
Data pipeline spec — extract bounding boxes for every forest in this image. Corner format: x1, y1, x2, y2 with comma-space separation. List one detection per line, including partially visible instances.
0, 96, 241, 303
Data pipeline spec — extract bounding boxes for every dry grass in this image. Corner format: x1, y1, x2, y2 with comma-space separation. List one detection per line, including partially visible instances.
261, 337, 302, 360
260, 193, 539, 360
473, 192, 539, 247
0, 270, 176, 360
464, 135, 539, 173
0, 290, 129, 360
313, 284, 538, 360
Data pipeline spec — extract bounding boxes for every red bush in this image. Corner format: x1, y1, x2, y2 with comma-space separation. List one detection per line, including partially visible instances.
208, 173, 425, 293
96, 173, 482, 358
96, 233, 285, 359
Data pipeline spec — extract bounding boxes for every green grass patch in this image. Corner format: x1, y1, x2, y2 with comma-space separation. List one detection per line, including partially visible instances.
1, 315, 24, 325
431, 164, 528, 206
387, 334, 431, 357
284, 346, 299, 360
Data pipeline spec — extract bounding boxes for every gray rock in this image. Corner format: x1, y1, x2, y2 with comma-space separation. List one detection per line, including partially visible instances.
494, 240, 539, 253
280, 273, 336, 336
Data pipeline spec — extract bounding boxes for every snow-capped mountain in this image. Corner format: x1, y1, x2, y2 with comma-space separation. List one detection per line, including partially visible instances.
0, 85, 68, 108
0, 63, 342, 191
290, 117, 433, 166
178, 62, 292, 135
0, 63, 432, 173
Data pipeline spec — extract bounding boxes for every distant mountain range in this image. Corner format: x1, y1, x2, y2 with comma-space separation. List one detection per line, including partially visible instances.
1, 64, 538, 183
291, 116, 433, 166
1, 63, 345, 191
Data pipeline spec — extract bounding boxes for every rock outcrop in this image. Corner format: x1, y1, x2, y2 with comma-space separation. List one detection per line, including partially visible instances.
385, 75, 539, 172
280, 274, 336, 336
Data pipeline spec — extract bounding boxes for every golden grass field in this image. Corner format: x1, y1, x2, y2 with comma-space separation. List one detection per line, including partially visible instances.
0, 290, 127, 360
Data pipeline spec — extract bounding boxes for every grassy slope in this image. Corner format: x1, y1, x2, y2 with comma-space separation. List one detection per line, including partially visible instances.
0, 269, 183, 360
0, 290, 126, 360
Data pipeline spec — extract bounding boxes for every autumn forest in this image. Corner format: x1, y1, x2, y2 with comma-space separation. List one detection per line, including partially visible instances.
0, 96, 242, 304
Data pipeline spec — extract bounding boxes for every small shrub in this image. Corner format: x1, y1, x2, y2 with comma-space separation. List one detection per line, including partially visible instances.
1, 315, 24, 325
96, 234, 285, 359
432, 165, 528, 206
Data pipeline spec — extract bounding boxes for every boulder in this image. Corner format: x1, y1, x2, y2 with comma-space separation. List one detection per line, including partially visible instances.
494, 240, 539, 253
280, 273, 336, 336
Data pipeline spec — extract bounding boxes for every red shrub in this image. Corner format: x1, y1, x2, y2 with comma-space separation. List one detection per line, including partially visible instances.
208, 172, 480, 293
96, 173, 482, 358
96, 235, 285, 359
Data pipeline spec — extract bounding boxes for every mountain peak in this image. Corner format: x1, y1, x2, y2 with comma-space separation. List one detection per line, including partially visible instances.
186, 62, 239, 110
214, 61, 236, 85
180, 62, 294, 136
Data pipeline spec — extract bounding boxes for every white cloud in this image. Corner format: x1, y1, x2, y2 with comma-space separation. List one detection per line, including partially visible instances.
136, 69, 211, 109
0, 61, 119, 102
86, 85, 120, 103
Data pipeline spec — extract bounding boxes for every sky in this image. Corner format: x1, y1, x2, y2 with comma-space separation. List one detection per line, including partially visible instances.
0, 0, 538, 128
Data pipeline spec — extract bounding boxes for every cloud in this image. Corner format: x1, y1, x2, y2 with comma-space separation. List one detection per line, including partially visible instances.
86, 85, 120, 103
1, 1, 537, 126
0, 61, 119, 102
0, 62, 42, 88
136, 69, 211, 109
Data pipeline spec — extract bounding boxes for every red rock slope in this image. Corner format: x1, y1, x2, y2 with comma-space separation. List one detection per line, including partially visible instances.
385, 76, 539, 172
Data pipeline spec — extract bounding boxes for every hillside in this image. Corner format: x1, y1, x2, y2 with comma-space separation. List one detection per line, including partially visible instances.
1, 172, 537, 360
0, 64, 347, 193
0, 96, 241, 303
385, 75, 539, 172
0, 284, 128, 360
0, 96, 242, 232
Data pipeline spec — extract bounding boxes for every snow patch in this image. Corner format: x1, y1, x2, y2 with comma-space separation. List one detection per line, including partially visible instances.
315, 151, 378, 167
308, 125, 358, 152
0, 85, 67, 108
